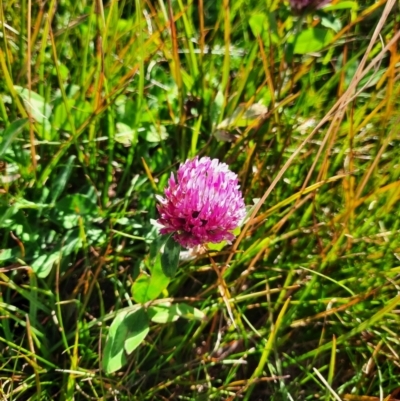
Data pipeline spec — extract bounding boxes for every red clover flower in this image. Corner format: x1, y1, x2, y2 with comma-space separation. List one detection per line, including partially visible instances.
289, 0, 330, 12
157, 157, 246, 249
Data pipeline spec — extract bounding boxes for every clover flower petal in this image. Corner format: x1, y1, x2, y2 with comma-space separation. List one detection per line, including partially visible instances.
289, 0, 330, 12
157, 157, 246, 249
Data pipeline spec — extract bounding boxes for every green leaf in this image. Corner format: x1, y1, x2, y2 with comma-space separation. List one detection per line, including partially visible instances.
0, 119, 28, 158
74, 100, 92, 128
62, 229, 83, 255
115, 122, 138, 147
148, 302, 205, 323
0, 205, 18, 228
86, 227, 107, 245
0, 248, 20, 262
323, 1, 358, 11
289, 28, 334, 55
123, 308, 150, 354
210, 90, 224, 125
51, 62, 69, 80
132, 255, 170, 304
103, 308, 150, 374
140, 124, 168, 143
102, 311, 129, 373
52, 98, 75, 132
14, 86, 52, 121
149, 235, 169, 259
320, 16, 342, 33
148, 303, 180, 323
249, 13, 266, 37
54, 194, 98, 229
174, 303, 206, 321
161, 235, 181, 278
131, 274, 155, 304
149, 253, 170, 287
30, 230, 83, 278
31, 251, 60, 278
50, 155, 76, 204
207, 241, 227, 252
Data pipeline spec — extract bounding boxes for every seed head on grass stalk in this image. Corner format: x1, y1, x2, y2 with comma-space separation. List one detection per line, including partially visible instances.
156, 156, 246, 249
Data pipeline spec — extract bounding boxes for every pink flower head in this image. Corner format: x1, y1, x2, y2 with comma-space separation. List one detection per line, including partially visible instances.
289, 0, 330, 12
157, 157, 246, 249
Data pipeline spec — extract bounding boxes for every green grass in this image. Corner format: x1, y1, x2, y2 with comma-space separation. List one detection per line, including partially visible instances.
1, 0, 400, 399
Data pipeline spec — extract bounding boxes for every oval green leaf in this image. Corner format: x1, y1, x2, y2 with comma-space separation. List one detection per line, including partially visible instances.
102, 311, 129, 374
123, 308, 150, 355
290, 28, 334, 55
161, 235, 181, 278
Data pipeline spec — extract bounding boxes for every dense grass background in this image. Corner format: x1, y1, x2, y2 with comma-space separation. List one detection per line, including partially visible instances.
1, 0, 400, 399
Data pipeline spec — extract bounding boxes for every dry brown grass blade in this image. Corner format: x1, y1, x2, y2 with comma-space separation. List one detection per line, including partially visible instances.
344, 396, 399, 401
355, 116, 400, 198
301, 0, 398, 191
331, 0, 389, 51
291, 290, 377, 328
227, 0, 399, 265
332, 180, 400, 225
209, 255, 238, 329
